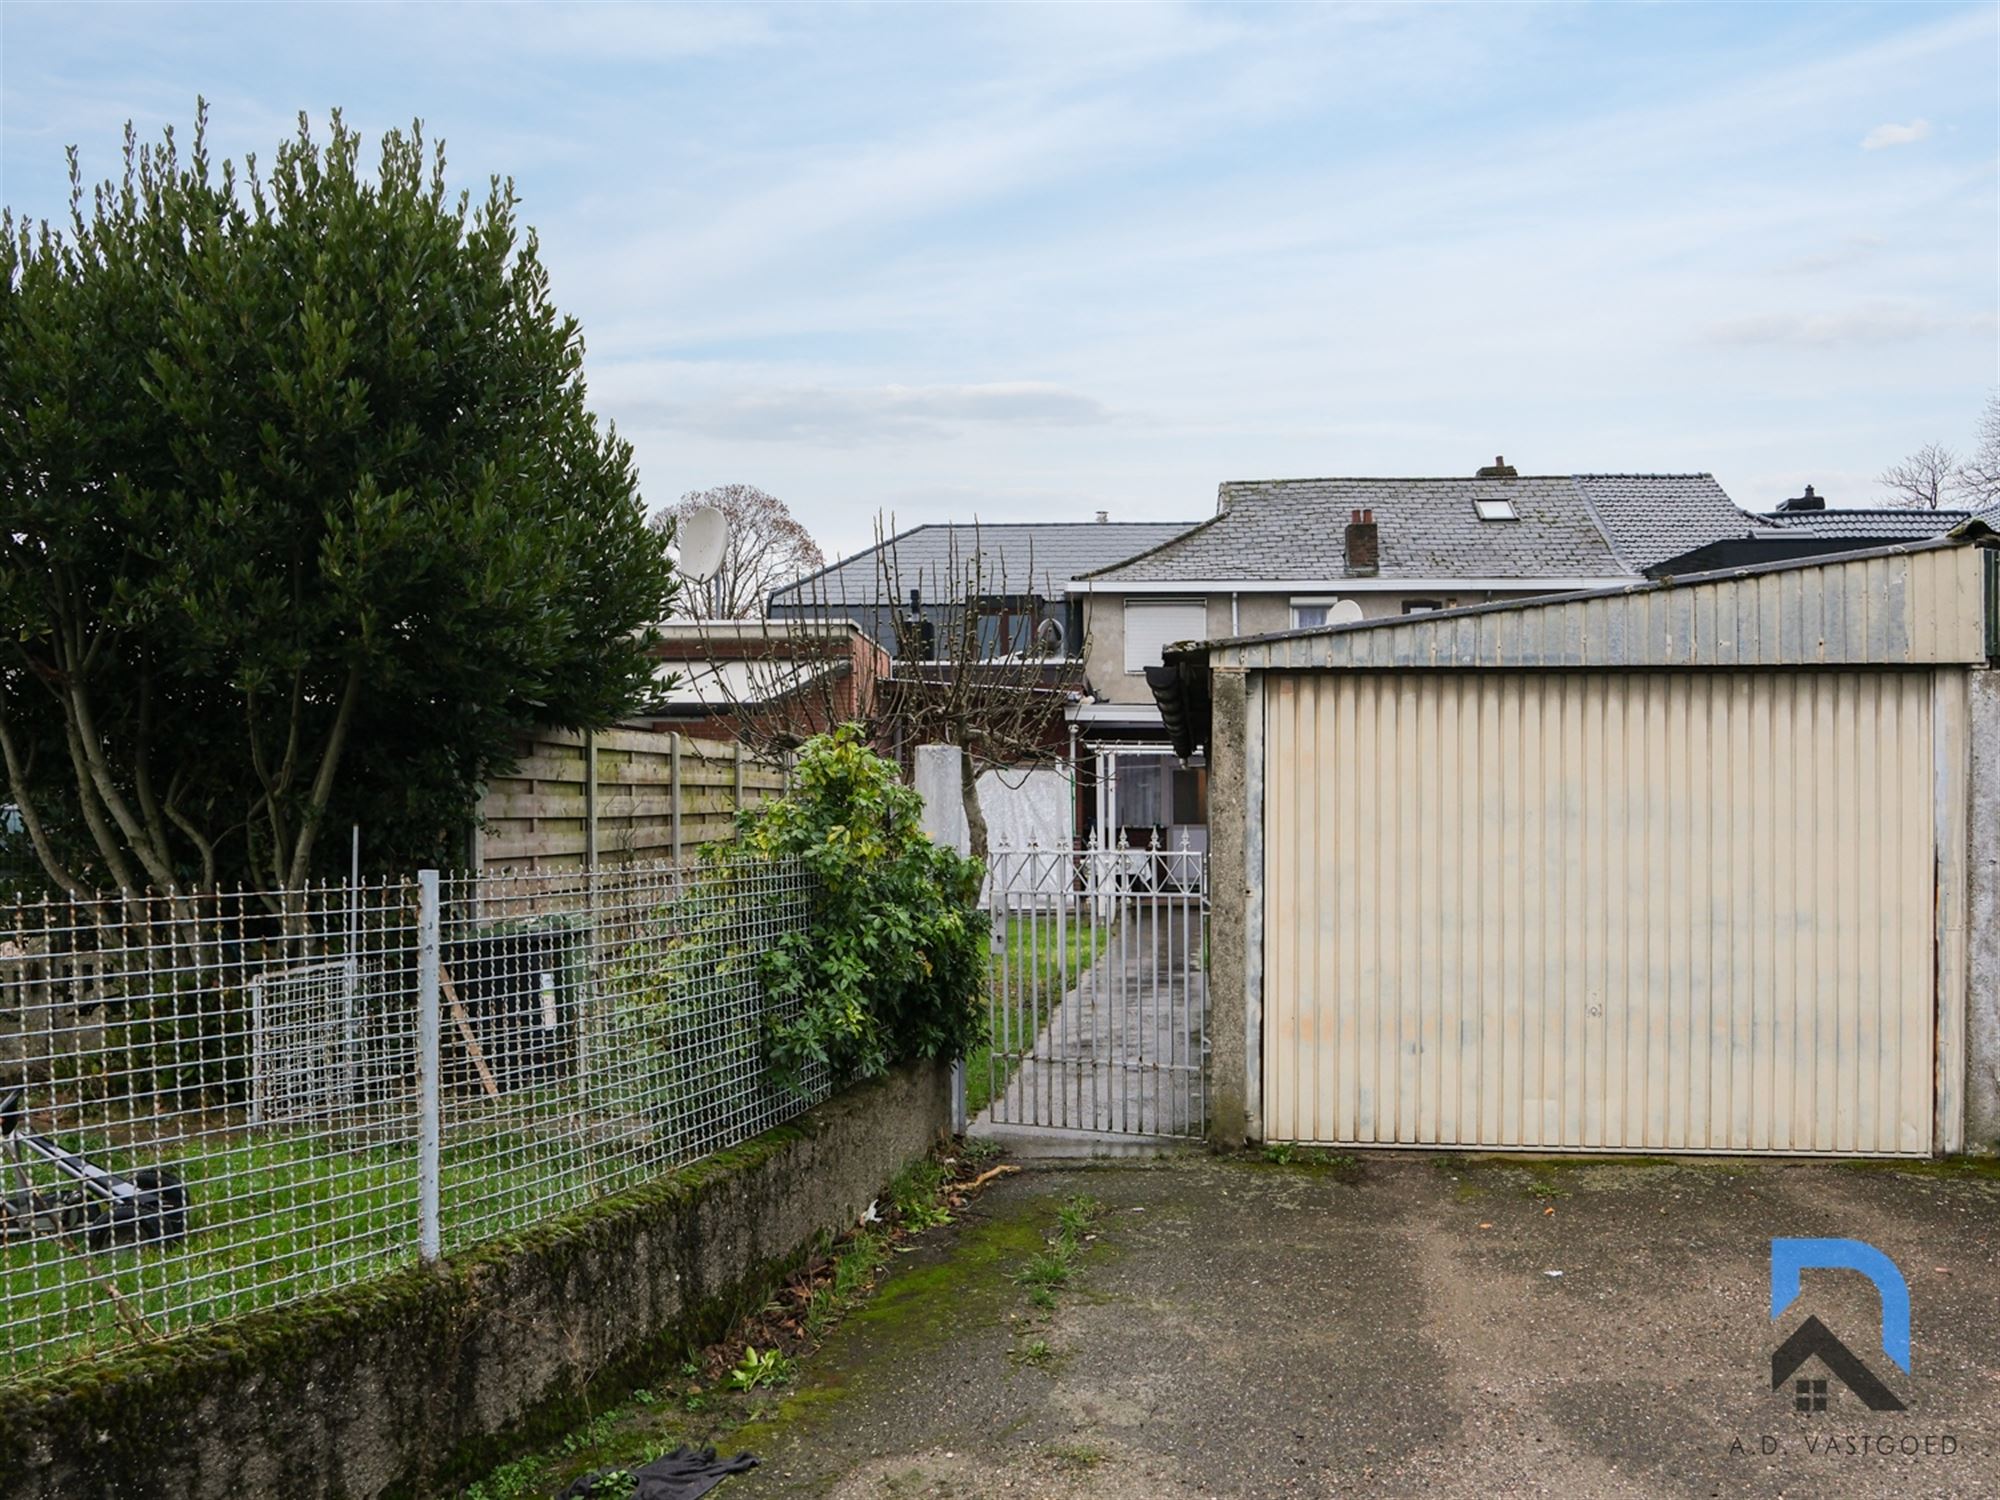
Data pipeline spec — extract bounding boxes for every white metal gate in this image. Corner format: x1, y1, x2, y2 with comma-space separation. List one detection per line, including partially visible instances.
1262, 670, 1940, 1156
975, 837, 1208, 1139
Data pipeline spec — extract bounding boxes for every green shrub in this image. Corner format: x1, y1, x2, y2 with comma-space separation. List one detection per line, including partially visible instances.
736, 727, 985, 1091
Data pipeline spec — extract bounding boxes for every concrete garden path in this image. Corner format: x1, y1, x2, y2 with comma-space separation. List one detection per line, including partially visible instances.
716, 1153, 2000, 1499
973, 902, 1207, 1141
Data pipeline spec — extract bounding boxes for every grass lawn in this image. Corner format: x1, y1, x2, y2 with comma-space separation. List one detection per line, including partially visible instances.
0, 1093, 717, 1379
963, 912, 1104, 1120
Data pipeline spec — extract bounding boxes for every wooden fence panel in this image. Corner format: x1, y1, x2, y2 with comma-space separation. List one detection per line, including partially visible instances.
475, 729, 788, 873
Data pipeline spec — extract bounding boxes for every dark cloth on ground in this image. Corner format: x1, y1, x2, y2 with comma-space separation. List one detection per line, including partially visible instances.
559, 1445, 758, 1500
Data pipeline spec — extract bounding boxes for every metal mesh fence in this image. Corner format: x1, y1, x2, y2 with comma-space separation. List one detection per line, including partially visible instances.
0, 856, 821, 1379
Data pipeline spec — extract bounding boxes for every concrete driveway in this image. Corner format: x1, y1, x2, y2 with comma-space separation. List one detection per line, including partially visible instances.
721, 1153, 2000, 1498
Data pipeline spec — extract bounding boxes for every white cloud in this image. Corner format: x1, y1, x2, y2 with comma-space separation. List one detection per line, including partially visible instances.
1861, 118, 1932, 150
624, 382, 1112, 444
1701, 302, 1974, 347
1772, 234, 1885, 275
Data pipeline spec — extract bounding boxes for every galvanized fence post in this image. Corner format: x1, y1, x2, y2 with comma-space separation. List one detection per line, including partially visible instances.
416, 869, 443, 1261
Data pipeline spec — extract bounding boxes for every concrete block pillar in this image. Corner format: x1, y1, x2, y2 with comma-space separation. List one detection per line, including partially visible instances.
915, 742, 971, 1132
915, 743, 971, 856
1206, 670, 1251, 1149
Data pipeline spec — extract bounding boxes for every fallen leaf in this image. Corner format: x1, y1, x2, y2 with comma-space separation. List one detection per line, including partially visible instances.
1478, 1221, 1494, 1230
1543, 1205, 1556, 1217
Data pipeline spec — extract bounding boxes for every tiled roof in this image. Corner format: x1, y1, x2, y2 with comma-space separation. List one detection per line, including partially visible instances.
1753, 507, 1975, 539
1571, 474, 1754, 570
1082, 475, 1752, 584
769, 521, 1196, 607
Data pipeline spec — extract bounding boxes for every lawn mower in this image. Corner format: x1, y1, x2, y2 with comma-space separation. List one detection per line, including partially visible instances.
0, 1088, 190, 1252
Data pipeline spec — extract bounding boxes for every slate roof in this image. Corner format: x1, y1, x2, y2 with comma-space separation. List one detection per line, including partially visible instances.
770, 521, 1196, 607
1081, 474, 1751, 584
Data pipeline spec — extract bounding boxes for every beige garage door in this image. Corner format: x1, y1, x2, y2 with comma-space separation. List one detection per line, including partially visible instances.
1261, 670, 1936, 1155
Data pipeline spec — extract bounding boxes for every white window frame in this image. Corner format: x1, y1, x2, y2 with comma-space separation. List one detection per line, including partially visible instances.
1122, 598, 1207, 674
1473, 497, 1518, 521
1290, 595, 1339, 629
1290, 595, 1365, 629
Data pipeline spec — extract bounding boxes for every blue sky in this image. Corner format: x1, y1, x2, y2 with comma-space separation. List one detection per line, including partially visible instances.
3, 3, 1995, 557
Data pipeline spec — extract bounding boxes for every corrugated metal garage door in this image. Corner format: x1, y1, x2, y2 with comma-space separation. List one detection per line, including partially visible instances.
1262, 670, 1936, 1155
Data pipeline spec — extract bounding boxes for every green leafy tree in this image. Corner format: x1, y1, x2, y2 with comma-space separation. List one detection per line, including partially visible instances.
0, 105, 676, 893
739, 725, 985, 1089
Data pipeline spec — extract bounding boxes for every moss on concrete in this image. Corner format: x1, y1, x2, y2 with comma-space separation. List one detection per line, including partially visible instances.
0, 1063, 950, 1500
1837, 1154, 2000, 1182
720, 1204, 1051, 1459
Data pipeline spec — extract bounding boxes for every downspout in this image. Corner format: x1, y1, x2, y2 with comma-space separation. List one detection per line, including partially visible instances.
1067, 719, 1080, 846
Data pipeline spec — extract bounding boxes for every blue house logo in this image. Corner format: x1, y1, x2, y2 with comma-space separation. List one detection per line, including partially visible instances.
1769, 1238, 1909, 1413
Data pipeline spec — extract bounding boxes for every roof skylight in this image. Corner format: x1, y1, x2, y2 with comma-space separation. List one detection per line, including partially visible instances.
1473, 498, 1518, 521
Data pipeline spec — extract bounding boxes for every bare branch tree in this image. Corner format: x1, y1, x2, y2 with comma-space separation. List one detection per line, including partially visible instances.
681, 516, 1078, 861
1958, 391, 2000, 509
1878, 442, 1959, 509
654, 484, 825, 619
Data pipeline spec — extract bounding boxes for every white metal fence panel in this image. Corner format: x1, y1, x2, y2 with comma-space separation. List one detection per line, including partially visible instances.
977, 838, 1207, 1139
0, 857, 821, 1378
1262, 670, 1938, 1155
431, 861, 822, 1254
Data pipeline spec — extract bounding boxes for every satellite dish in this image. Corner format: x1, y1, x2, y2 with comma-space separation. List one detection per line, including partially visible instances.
1034, 617, 1066, 655
676, 505, 729, 583
1328, 599, 1365, 626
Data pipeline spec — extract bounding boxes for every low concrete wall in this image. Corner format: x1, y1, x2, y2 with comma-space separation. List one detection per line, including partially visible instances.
0, 1062, 950, 1500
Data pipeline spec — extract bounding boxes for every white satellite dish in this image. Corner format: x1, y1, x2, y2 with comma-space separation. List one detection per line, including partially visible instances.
1328, 599, 1365, 626
676, 505, 729, 583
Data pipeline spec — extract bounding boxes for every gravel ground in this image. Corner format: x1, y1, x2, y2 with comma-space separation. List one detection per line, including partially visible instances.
720, 1152, 2000, 1499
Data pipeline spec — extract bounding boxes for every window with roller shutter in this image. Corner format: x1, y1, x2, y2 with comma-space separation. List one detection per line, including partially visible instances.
1122, 598, 1207, 674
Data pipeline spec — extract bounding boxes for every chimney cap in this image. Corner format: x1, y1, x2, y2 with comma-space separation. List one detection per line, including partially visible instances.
1474, 455, 1519, 478
1094, 510, 1109, 523
1777, 484, 1826, 512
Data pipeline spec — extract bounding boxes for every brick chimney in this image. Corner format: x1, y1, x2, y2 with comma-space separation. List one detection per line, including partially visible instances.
1475, 454, 1518, 478
1344, 507, 1379, 577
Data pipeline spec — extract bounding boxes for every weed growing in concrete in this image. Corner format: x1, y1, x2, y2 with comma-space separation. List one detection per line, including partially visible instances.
1056, 1193, 1102, 1241
1015, 1249, 1073, 1290
959, 1135, 1003, 1166
1048, 1444, 1105, 1471
1260, 1143, 1363, 1177
1006, 1191, 1105, 1371
728, 1345, 797, 1391
890, 1160, 954, 1230
1014, 1336, 1054, 1367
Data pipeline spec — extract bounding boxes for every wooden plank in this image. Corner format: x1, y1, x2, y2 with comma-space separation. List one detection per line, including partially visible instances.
437, 965, 501, 1099
484, 792, 743, 821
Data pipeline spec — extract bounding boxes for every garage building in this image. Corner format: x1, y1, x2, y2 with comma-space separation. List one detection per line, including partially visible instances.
1153, 533, 2000, 1157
